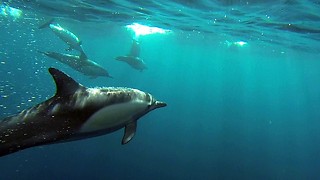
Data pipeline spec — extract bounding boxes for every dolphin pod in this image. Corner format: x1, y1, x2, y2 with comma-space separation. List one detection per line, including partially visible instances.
39, 19, 114, 78
39, 18, 87, 59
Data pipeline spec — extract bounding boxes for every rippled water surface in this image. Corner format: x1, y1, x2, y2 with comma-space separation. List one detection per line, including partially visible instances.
4, 0, 320, 52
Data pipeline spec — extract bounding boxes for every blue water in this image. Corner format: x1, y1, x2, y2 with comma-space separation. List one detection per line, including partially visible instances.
1, 0, 320, 179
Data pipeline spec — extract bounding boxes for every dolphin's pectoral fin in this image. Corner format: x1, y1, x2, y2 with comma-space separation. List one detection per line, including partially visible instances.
122, 121, 137, 144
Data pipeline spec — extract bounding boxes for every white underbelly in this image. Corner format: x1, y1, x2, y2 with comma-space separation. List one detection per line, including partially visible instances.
51, 27, 78, 45
79, 101, 147, 133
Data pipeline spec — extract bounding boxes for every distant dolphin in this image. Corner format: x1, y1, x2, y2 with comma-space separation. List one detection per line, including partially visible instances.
116, 56, 147, 71
116, 40, 147, 71
39, 19, 87, 59
0, 68, 166, 157
39, 51, 112, 78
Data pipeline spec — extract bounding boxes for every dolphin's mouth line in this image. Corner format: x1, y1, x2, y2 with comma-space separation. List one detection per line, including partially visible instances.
155, 101, 167, 108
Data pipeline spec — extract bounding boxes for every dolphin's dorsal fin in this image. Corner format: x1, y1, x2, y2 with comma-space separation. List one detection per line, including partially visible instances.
80, 52, 88, 60
48, 68, 82, 96
129, 39, 140, 57
122, 121, 137, 144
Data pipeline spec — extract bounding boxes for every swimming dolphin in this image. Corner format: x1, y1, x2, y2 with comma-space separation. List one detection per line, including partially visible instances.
116, 56, 147, 71
39, 51, 112, 78
0, 68, 166, 157
116, 40, 147, 71
39, 19, 87, 59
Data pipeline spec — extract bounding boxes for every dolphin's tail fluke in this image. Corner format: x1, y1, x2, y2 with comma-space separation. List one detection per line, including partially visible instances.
38, 18, 55, 29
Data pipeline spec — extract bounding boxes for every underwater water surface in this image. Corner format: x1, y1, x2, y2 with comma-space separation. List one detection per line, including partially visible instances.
1, 0, 320, 179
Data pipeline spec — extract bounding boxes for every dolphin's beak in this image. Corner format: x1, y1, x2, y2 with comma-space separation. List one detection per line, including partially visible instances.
154, 101, 167, 109
37, 50, 47, 55
107, 74, 114, 79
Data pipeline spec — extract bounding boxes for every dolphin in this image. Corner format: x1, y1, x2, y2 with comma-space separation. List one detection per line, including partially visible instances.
116, 40, 147, 71
39, 19, 87, 59
116, 56, 147, 71
0, 68, 166, 157
39, 51, 112, 78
